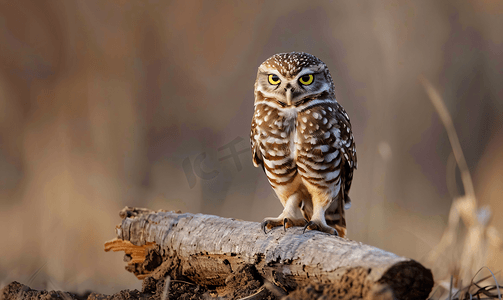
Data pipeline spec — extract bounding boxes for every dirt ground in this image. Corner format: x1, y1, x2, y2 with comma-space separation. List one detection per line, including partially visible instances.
0, 280, 245, 300
0, 267, 365, 300
2, 260, 427, 300
1, 265, 284, 300
0, 279, 400, 300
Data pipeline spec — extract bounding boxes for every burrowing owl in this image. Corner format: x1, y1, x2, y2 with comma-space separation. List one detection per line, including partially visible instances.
250, 52, 357, 237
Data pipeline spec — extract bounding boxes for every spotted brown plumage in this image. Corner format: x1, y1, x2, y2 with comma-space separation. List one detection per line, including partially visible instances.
250, 52, 357, 237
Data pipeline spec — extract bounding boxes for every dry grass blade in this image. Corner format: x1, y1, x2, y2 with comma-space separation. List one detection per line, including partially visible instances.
449, 275, 453, 300
469, 267, 501, 300
445, 267, 502, 300
419, 76, 475, 201
27, 262, 47, 286
236, 286, 267, 300
420, 76, 479, 283
162, 275, 171, 300
455, 271, 501, 296
171, 279, 197, 286
429, 284, 443, 299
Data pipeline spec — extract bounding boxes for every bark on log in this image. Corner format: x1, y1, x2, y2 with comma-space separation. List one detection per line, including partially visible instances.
105, 207, 433, 300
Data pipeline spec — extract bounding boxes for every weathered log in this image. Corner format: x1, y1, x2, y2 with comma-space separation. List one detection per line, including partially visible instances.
105, 207, 433, 300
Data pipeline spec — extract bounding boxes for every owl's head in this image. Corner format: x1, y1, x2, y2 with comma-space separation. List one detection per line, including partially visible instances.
254, 52, 335, 107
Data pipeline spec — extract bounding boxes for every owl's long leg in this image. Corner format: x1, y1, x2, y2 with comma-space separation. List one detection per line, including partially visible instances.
261, 193, 307, 234
302, 181, 346, 237
303, 198, 339, 236
304, 176, 346, 237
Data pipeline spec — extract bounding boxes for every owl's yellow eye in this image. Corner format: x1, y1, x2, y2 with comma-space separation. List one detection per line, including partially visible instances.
299, 74, 314, 85
268, 74, 281, 85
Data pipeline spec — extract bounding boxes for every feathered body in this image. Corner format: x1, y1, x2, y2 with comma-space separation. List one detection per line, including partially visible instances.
250, 52, 357, 237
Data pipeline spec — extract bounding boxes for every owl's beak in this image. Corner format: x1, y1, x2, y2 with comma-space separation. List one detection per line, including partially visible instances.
285, 88, 293, 106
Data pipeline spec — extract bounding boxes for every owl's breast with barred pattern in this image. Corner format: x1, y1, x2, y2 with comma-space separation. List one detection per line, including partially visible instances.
251, 100, 356, 196
295, 103, 349, 194
251, 103, 299, 187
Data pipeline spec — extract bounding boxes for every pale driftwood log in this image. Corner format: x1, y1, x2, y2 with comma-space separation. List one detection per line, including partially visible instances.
105, 207, 433, 300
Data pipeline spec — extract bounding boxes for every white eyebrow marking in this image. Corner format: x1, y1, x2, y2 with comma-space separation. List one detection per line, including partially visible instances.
295, 68, 319, 78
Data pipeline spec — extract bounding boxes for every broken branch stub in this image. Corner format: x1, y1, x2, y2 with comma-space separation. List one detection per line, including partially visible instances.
105, 207, 433, 300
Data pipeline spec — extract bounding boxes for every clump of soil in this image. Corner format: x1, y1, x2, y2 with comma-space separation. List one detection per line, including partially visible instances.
142, 276, 207, 300
218, 264, 276, 299
283, 283, 337, 300
283, 283, 396, 300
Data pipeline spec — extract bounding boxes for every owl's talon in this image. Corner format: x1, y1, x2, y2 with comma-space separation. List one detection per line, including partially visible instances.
261, 217, 306, 233
303, 221, 339, 236
302, 221, 315, 234
261, 221, 270, 234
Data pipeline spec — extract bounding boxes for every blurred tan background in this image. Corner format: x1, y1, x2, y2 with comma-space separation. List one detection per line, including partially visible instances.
0, 0, 502, 294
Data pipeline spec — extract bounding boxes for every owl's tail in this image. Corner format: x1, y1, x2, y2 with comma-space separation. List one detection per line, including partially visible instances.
325, 183, 351, 236
325, 196, 346, 230
344, 195, 352, 210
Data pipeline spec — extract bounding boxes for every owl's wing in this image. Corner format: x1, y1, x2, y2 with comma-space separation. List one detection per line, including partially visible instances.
250, 116, 264, 169
334, 103, 357, 209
